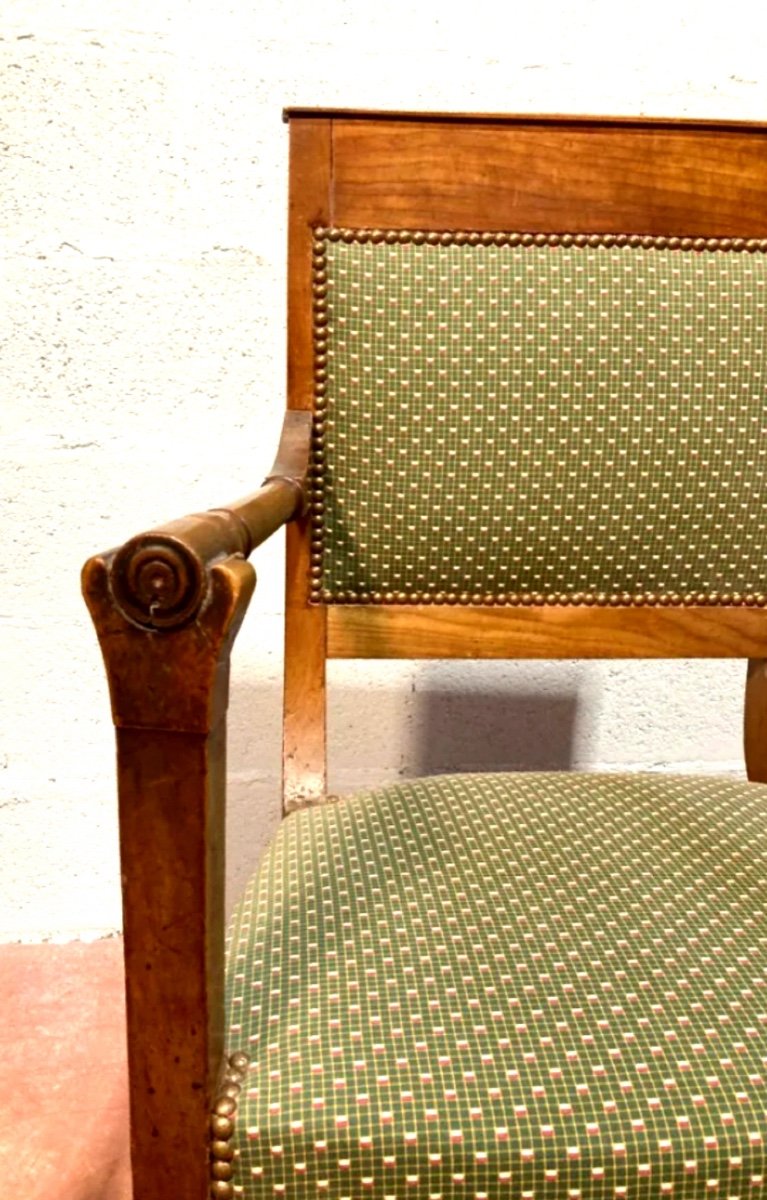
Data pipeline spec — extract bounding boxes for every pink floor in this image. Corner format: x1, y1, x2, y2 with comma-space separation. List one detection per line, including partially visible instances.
0, 940, 131, 1199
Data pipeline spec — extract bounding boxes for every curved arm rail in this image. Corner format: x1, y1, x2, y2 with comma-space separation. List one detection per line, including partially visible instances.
107, 411, 312, 630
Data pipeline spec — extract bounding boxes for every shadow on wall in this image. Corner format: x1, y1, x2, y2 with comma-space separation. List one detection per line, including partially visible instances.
227, 671, 580, 900
408, 681, 580, 777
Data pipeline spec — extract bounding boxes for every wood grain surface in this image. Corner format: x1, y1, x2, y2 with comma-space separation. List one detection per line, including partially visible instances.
328, 604, 767, 660
330, 118, 767, 235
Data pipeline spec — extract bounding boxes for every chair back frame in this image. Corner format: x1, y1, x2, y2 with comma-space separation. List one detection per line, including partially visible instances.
283, 109, 767, 809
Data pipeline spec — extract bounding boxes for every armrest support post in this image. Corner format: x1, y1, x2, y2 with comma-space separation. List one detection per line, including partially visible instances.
83, 553, 254, 1200
80, 412, 311, 1200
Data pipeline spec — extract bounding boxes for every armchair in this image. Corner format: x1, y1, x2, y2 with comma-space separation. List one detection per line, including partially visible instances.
84, 109, 767, 1200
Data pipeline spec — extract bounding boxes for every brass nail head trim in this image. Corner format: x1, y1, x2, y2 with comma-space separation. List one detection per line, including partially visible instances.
309, 225, 767, 609
210, 1050, 250, 1198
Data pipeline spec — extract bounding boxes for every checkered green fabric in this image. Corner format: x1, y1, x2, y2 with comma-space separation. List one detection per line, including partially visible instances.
225, 771, 767, 1200
316, 240, 767, 601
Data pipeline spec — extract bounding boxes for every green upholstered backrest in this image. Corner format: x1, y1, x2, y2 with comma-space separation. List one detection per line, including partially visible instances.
311, 231, 767, 608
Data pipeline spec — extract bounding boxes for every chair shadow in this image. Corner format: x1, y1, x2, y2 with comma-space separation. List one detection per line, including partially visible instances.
408, 682, 579, 777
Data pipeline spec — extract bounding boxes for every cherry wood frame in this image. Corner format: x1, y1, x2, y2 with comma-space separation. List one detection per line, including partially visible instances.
82, 413, 311, 1200
83, 110, 767, 1200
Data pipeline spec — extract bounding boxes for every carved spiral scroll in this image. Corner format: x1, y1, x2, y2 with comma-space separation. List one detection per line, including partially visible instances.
109, 534, 208, 630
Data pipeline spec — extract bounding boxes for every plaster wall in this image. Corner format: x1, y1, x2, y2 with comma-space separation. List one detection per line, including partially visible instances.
3, 0, 766, 940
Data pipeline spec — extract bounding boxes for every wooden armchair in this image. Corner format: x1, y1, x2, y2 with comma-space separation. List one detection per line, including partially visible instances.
83, 110, 767, 1200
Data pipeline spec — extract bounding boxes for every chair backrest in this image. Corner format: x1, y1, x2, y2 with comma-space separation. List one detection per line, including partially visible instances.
282, 109, 767, 810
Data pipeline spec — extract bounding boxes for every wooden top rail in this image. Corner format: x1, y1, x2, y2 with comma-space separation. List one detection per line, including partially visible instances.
282, 108, 767, 132
107, 411, 312, 631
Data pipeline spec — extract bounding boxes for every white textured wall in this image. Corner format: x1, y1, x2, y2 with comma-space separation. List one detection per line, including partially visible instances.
3, 0, 766, 940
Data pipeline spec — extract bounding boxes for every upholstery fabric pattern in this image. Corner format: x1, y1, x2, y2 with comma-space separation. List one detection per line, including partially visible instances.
225, 772, 767, 1199
314, 238, 767, 602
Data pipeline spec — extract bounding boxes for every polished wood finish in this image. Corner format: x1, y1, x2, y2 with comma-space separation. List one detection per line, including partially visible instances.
287, 118, 331, 412
282, 118, 332, 811
105, 412, 311, 634
328, 605, 767, 661
83, 553, 254, 1200
284, 107, 767, 130
85, 553, 255, 731
284, 520, 328, 811
116, 722, 227, 1200
264, 409, 314, 493
745, 658, 767, 782
330, 118, 767, 236
82, 421, 310, 1200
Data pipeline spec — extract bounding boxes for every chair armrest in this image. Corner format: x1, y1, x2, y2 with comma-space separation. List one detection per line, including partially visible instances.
105, 409, 312, 631
80, 410, 312, 1200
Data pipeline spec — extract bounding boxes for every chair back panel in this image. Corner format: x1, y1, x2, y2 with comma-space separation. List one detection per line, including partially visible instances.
313, 232, 767, 608
282, 111, 767, 808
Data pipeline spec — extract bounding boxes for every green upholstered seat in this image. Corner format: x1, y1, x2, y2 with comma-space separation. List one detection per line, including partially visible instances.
225, 772, 767, 1200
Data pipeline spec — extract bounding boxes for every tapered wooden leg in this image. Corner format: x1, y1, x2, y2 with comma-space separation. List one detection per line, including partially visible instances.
118, 723, 226, 1199
83, 552, 255, 1200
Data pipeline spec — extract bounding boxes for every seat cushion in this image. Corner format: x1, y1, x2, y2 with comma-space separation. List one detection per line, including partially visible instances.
224, 772, 767, 1199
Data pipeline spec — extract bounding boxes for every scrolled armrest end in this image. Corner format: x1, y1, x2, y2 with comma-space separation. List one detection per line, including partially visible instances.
110, 532, 209, 631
